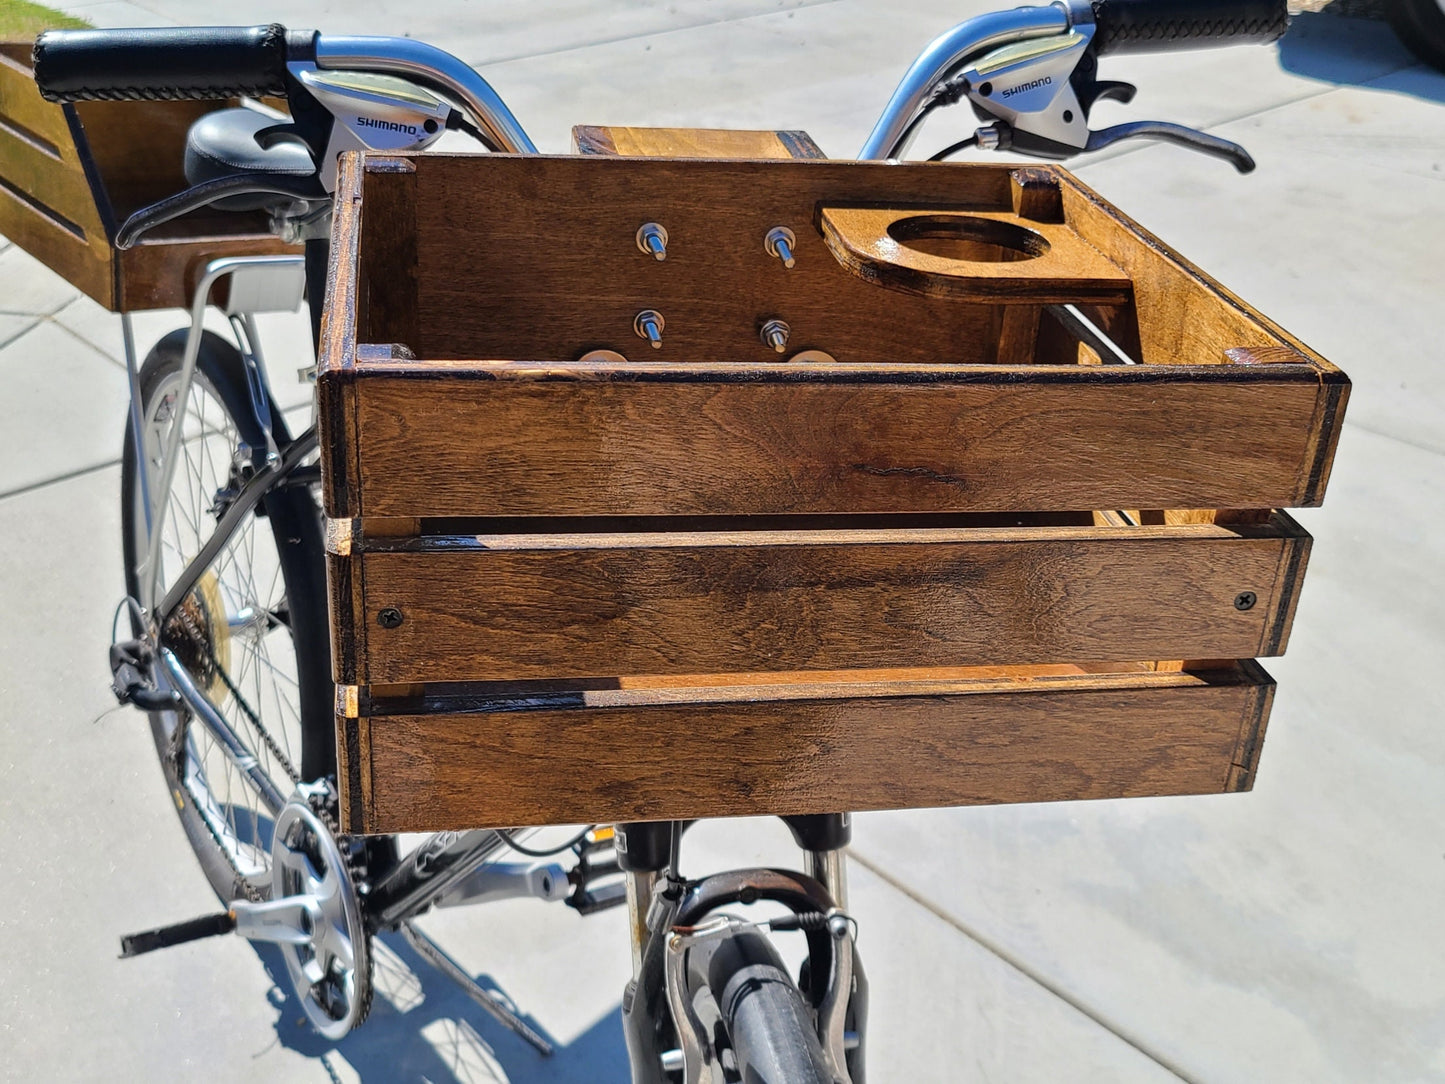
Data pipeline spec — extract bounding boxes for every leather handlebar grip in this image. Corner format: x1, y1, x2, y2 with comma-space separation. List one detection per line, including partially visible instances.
32, 25, 317, 102
1090, 0, 1289, 55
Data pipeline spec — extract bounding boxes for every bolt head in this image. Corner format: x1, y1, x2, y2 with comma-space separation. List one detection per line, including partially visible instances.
1234, 592, 1257, 612
377, 607, 404, 629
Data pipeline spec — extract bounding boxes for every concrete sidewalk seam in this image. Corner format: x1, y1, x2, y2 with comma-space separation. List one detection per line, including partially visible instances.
846, 846, 1198, 1083
0, 458, 119, 505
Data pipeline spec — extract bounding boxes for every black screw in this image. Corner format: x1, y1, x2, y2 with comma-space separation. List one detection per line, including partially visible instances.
424, 118, 439, 134
979, 81, 994, 97
1234, 592, 1257, 612
377, 607, 404, 629
1063, 109, 1074, 123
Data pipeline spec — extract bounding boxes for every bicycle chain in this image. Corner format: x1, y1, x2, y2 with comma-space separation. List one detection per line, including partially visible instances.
165, 602, 366, 903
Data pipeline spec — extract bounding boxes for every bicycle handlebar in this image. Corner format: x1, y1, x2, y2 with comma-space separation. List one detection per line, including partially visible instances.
859, 0, 1288, 160
32, 25, 537, 154
32, 24, 314, 101
1091, 0, 1289, 55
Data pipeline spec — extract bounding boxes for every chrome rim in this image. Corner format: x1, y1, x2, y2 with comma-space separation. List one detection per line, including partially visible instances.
133, 364, 305, 891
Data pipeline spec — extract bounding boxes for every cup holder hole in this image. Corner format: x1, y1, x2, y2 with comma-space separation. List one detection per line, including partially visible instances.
887, 214, 1050, 263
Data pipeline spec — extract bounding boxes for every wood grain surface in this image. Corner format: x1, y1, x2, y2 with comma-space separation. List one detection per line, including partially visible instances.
339, 364, 1336, 516
573, 124, 825, 160
818, 205, 1131, 305
0, 42, 294, 311
345, 661, 1274, 831
349, 517, 1309, 683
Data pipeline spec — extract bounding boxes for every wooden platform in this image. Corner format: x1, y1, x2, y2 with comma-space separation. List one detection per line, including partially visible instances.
320, 127, 1348, 833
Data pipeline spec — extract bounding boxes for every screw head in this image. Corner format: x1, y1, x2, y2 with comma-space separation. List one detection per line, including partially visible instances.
377, 607, 404, 629
1234, 592, 1257, 612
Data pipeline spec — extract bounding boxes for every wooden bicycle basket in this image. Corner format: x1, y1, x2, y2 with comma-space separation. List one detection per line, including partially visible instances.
0, 41, 292, 311
319, 128, 1348, 834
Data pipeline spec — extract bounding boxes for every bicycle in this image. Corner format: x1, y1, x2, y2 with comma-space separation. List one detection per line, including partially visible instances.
31, 2, 1291, 1079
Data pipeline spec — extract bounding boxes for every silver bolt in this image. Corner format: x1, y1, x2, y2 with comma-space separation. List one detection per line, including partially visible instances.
636, 222, 668, 261
760, 318, 790, 354
764, 226, 797, 269
634, 309, 665, 349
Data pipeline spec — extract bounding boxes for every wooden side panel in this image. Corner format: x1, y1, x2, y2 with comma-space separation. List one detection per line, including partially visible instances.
406, 154, 1020, 363
355, 522, 1309, 683
573, 125, 827, 160
349, 368, 1332, 515
351, 663, 1275, 831
0, 47, 111, 306
318, 152, 364, 518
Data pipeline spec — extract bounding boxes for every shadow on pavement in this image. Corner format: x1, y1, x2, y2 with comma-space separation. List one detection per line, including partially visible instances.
1278, 11, 1445, 100
250, 933, 631, 1083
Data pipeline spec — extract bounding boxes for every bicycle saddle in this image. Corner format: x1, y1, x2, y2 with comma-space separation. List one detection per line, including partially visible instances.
183, 107, 317, 210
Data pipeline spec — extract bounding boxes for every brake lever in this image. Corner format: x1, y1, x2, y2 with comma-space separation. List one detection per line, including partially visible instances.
1084, 121, 1256, 173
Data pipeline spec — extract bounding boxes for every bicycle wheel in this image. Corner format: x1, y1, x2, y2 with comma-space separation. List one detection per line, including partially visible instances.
120, 328, 333, 903
707, 929, 838, 1084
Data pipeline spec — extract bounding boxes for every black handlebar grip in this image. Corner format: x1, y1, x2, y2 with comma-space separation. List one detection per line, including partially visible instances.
1090, 0, 1289, 55
32, 24, 317, 103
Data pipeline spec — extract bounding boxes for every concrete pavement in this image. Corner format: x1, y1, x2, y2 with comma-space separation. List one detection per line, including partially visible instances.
1, 3, 1442, 1080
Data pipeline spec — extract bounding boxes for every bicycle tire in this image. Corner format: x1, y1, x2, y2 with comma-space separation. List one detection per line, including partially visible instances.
1386, 0, 1445, 72
120, 328, 332, 903
707, 929, 839, 1084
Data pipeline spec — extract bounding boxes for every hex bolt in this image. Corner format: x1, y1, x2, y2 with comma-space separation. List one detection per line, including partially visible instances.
759, 318, 791, 354
764, 226, 797, 269
377, 607, 404, 629
634, 309, 665, 349
636, 222, 669, 261
1234, 592, 1257, 612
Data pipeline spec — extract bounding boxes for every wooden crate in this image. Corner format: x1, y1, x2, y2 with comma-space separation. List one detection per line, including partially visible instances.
0, 40, 294, 311
320, 129, 1347, 834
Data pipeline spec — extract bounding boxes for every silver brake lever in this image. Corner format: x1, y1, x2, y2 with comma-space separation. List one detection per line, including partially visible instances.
1085, 121, 1256, 173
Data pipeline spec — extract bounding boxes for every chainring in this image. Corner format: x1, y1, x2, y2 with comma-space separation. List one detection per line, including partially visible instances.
270, 799, 373, 1039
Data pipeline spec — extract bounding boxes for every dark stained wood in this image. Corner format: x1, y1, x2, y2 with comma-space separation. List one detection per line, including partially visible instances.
319, 152, 364, 519
0, 42, 294, 311
355, 159, 419, 354
352, 517, 1309, 683
818, 204, 1131, 305
572, 125, 826, 160
349, 661, 1275, 831
398, 153, 1019, 363
1010, 167, 1064, 223
320, 132, 1348, 831
342, 364, 1335, 515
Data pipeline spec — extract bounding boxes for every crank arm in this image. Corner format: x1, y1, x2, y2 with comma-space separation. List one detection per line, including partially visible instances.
118, 893, 321, 957
1085, 121, 1256, 173
231, 895, 326, 946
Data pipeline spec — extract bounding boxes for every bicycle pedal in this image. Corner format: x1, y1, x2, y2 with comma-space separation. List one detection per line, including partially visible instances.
119, 910, 236, 958
565, 827, 627, 914
566, 880, 628, 915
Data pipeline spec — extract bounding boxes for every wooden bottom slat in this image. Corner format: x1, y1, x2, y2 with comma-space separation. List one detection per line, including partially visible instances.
345, 661, 1273, 832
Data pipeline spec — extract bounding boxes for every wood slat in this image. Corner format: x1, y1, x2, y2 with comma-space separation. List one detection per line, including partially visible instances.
338, 363, 1335, 516
573, 124, 826, 160
349, 516, 1309, 683
346, 661, 1274, 832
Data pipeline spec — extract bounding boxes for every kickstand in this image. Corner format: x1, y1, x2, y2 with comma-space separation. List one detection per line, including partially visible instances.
400, 921, 555, 1056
